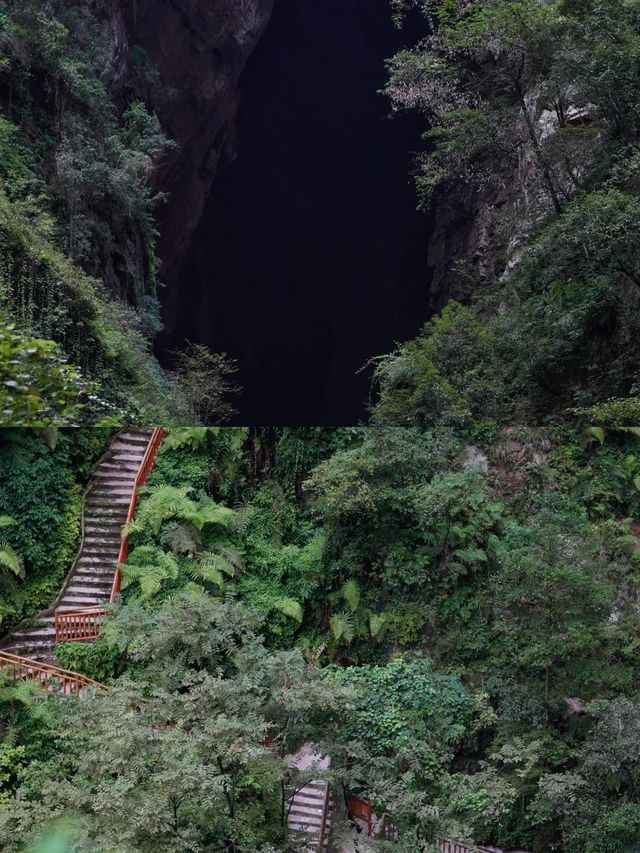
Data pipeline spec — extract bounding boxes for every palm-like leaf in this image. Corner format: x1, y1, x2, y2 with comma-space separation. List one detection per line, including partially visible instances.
0, 543, 23, 577
120, 546, 179, 600
341, 579, 361, 612
197, 502, 235, 530
330, 611, 354, 644
191, 551, 236, 587
369, 613, 387, 639
273, 597, 304, 623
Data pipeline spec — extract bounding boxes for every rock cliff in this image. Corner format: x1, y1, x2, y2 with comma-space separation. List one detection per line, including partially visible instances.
114, 0, 274, 285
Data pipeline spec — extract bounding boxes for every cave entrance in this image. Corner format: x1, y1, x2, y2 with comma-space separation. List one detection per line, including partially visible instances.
163, 0, 429, 425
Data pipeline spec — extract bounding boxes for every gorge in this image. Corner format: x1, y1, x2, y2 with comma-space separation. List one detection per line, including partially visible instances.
154, 0, 431, 424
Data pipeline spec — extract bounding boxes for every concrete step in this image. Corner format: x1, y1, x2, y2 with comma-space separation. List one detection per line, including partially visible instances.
58, 595, 106, 608
114, 433, 151, 444
76, 554, 118, 565
86, 496, 132, 507
96, 461, 142, 473
64, 584, 112, 598
84, 505, 128, 516
70, 578, 114, 592
89, 484, 137, 496
75, 565, 115, 576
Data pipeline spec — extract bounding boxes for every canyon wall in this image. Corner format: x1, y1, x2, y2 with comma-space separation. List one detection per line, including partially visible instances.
115, 0, 274, 286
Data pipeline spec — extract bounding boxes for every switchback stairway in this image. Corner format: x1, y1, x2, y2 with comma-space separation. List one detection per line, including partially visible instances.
0, 428, 162, 666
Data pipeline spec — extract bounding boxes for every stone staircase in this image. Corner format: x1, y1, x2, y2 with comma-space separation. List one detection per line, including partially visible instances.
0, 428, 154, 665
287, 745, 333, 850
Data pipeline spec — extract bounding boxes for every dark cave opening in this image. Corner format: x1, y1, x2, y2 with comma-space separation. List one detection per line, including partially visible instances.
162, 0, 430, 425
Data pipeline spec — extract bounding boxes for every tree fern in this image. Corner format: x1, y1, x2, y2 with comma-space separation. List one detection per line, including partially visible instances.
125, 485, 196, 536
162, 428, 221, 451
0, 543, 23, 577
273, 597, 304, 623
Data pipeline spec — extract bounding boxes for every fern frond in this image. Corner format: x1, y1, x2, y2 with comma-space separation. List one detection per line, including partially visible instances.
330, 611, 354, 644
198, 502, 235, 530
273, 597, 304, 623
0, 543, 23, 577
163, 428, 221, 451
213, 545, 245, 573
369, 613, 387, 639
341, 579, 361, 612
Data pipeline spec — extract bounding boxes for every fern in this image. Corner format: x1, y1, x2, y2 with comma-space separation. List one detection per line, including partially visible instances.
193, 552, 235, 585
0, 543, 23, 577
162, 428, 221, 451
120, 546, 179, 601
0, 518, 23, 578
330, 611, 355, 644
341, 579, 361, 612
273, 597, 304, 623
369, 613, 387, 639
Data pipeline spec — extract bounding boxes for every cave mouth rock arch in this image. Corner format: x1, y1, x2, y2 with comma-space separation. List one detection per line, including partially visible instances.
159, 0, 431, 425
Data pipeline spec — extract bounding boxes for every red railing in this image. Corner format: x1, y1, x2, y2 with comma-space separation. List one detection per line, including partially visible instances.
55, 607, 110, 644
111, 426, 165, 603
0, 651, 106, 693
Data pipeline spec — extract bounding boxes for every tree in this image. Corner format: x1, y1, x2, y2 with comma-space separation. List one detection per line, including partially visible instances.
329, 655, 505, 848
0, 590, 349, 853
172, 343, 239, 425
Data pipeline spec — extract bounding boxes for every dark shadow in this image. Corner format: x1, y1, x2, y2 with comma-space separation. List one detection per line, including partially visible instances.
161, 0, 430, 425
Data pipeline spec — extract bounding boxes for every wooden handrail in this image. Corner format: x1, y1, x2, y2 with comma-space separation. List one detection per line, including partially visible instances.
111, 427, 165, 603
0, 651, 106, 693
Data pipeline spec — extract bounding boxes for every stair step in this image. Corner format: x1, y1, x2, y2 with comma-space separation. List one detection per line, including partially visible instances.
114, 434, 151, 444
81, 544, 120, 555
72, 564, 115, 575
76, 554, 119, 564
86, 496, 132, 507
64, 584, 111, 597
89, 484, 136, 495
58, 596, 106, 608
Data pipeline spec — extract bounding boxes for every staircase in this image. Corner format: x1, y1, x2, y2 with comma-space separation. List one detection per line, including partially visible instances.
0, 428, 156, 665
287, 745, 333, 850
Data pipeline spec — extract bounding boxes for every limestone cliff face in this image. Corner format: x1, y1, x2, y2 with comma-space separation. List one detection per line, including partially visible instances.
115, 0, 274, 284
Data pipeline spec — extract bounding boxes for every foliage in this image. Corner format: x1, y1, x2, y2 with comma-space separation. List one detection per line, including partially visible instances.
0, 428, 108, 629
55, 639, 121, 684
0, 1, 189, 423
375, 0, 640, 423
0, 591, 349, 853
170, 343, 239, 425
0, 324, 93, 425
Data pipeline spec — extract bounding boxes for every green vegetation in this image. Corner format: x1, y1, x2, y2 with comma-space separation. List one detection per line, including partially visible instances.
1, 426, 639, 851
0, 428, 109, 629
375, 0, 640, 424
0, 1, 237, 424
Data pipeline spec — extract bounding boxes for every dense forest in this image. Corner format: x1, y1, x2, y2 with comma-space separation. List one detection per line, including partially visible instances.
1, 425, 640, 851
0, 0, 639, 424
1, 1, 640, 851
